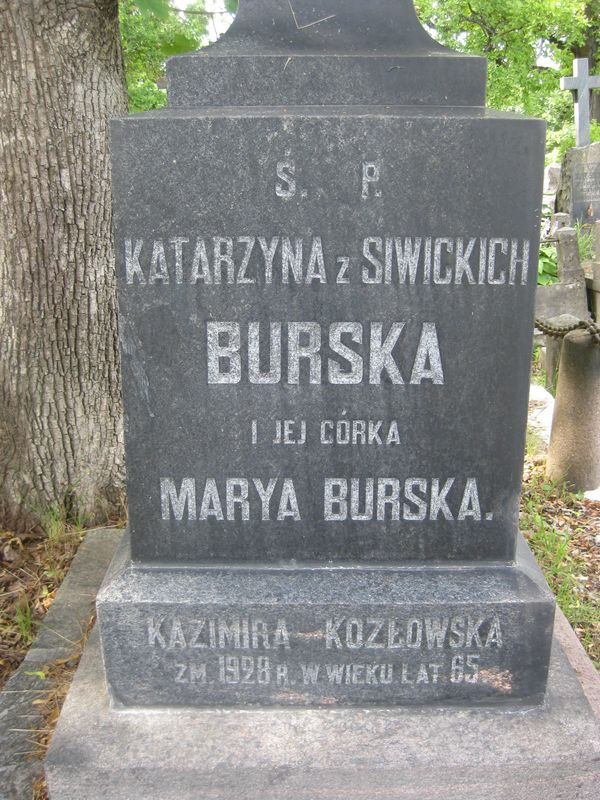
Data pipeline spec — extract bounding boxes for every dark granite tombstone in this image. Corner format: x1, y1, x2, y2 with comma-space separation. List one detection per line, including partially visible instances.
556, 141, 600, 224
95, 0, 555, 709
46, 5, 600, 798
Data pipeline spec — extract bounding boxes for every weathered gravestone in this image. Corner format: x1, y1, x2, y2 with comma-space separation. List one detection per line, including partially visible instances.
590, 221, 600, 318
46, 3, 600, 798
556, 60, 600, 223
535, 225, 589, 323
99, 0, 553, 708
556, 140, 600, 224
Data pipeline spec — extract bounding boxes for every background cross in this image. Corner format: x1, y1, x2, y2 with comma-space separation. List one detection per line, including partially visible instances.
561, 58, 600, 147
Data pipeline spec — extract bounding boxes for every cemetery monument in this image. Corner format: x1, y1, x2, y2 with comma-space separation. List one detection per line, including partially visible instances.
46, 2, 600, 797
556, 58, 600, 223
561, 58, 600, 148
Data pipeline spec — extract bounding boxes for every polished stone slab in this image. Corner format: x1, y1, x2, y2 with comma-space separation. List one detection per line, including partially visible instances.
113, 105, 545, 565
97, 533, 554, 707
105, 0, 552, 719
167, 0, 486, 107
45, 621, 600, 800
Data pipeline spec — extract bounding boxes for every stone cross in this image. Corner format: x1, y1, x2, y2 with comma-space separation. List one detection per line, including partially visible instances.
561, 58, 600, 147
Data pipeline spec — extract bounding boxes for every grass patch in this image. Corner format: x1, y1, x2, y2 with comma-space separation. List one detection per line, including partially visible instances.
525, 428, 546, 459
14, 597, 37, 645
521, 460, 600, 668
0, 505, 87, 688
531, 345, 548, 389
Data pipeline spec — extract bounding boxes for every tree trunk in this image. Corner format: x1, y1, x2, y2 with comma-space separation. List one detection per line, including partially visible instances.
0, 0, 127, 530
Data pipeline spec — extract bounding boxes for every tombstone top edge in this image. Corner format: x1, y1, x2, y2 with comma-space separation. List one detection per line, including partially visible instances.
206, 0, 451, 56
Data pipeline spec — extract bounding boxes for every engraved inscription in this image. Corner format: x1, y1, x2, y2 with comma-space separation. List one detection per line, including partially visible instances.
158, 477, 493, 523
362, 161, 382, 198
120, 147, 534, 569
275, 160, 296, 198
146, 614, 503, 693
123, 236, 532, 286
148, 615, 502, 652
572, 161, 600, 202
206, 321, 444, 386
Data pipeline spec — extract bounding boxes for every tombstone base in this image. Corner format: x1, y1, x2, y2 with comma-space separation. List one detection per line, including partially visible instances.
46, 619, 600, 800
95, 533, 554, 707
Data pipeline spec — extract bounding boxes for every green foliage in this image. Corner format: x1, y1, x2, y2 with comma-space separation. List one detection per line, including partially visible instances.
537, 222, 595, 286
135, 0, 172, 18
14, 598, 37, 644
575, 220, 596, 262
40, 501, 70, 545
538, 244, 559, 285
415, 1, 599, 143
547, 119, 600, 163
25, 669, 47, 680
529, 346, 548, 392
120, 1, 209, 113
521, 472, 599, 667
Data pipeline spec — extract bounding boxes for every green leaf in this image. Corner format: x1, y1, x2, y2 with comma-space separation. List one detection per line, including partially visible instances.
414, 0, 597, 150
120, 0, 207, 113
538, 242, 558, 285
539, 260, 558, 277
161, 32, 199, 56
134, 0, 171, 20
224, 0, 238, 13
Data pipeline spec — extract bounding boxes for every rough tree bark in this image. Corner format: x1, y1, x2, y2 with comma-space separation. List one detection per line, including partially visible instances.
0, 0, 127, 529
